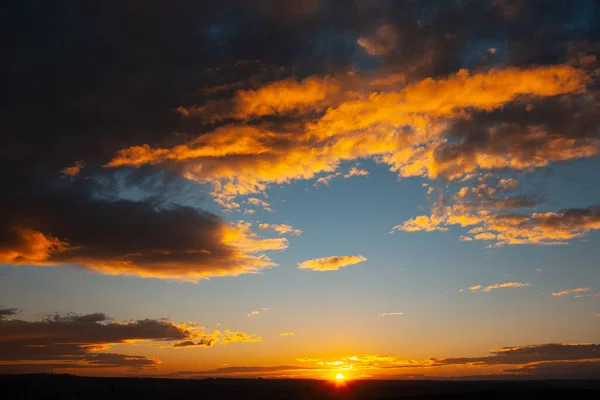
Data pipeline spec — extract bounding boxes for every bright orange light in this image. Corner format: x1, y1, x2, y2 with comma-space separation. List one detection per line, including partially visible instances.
335, 373, 345, 380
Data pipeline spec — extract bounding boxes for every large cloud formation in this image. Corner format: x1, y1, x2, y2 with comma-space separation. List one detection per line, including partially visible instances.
0, 308, 260, 374
3, 0, 600, 283
0, 193, 287, 281
107, 65, 593, 204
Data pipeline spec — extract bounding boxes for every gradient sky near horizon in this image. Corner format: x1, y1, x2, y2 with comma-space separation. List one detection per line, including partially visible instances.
1, 0, 600, 380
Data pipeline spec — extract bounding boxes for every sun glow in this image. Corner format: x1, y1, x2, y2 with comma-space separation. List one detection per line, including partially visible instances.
335, 373, 345, 380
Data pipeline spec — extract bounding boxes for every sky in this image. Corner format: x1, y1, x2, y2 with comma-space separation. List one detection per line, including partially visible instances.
1, 0, 599, 380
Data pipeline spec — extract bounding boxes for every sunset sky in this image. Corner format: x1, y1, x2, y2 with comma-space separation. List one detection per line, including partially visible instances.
1, 0, 599, 380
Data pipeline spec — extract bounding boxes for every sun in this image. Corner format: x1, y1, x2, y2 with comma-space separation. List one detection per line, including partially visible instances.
335, 373, 345, 380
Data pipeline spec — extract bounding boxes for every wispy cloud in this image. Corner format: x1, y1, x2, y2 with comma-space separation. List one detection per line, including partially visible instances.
344, 167, 369, 179
378, 312, 404, 317
314, 172, 341, 187
468, 282, 531, 292
357, 24, 398, 56
172, 365, 313, 378
280, 332, 295, 337
297, 255, 367, 271
552, 288, 591, 297
259, 223, 302, 236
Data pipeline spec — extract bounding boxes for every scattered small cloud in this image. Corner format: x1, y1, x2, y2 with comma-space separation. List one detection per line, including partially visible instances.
314, 172, 341, 186
247, 307, 271, 317
498, 178, 519, 192
280, 332, 295, 337
247, 197, 272, 211
378, 312, 404, 317
259, 223, 302, 236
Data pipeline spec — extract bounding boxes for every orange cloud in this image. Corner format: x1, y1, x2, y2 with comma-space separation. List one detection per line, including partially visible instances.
220, 330, 263, 344
296, 353, 425, 370
0, 228, 69, 264
106, 126, 280, 167
176, 76, 343, 122
297, 255, 367, 271
344, 166, 369, 178
247, 197, 272, 211
3, 218, 288, 282
391, 215, 448, 233
247, 307, 270, 317
314, 172, 341, 186
234, 76, 342, 118
498, 178, 519, 191
105, 65, 594, 214
61, 161, 84, 177
174, 329, 263, 347
258, 223, 302, 236
394, 198, 600, 247
309, 65, 587, 140
552, 288, 591, 297
468, 282, 531, 292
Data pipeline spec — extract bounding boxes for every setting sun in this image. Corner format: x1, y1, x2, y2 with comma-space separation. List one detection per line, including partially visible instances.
335, 373, 345, 380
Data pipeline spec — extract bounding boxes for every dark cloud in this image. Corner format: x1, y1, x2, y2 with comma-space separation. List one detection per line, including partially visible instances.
0, 312, 190, 360
430, 94, 600, 181
173, 365, 313, 378
252, 0, 322, 20
2, 0, 600, 276
471, 196, 543, 210
358, 24, 399, 56
0, 363, 89, 374
432, 343, 600, 366
0, 311, 189, 372
504, 360, 600, 378
0, 188, 286, 280
0, 309, 260, 373
172, 339, 217, 348
0, 308, 20, 319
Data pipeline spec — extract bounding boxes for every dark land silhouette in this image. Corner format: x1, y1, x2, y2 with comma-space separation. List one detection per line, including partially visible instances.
1, 374, 599, 399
